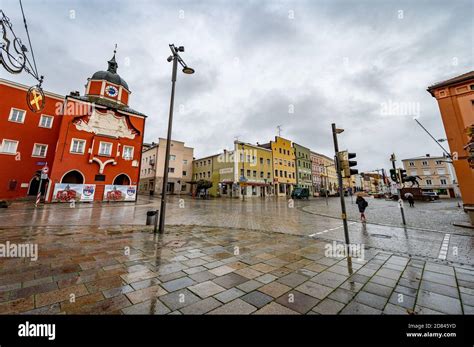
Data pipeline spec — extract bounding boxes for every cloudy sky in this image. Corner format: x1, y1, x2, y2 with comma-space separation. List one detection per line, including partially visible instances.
2, 0, 472, 171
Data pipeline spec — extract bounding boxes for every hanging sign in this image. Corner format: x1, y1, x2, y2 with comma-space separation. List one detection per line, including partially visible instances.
26, 85, 45, 113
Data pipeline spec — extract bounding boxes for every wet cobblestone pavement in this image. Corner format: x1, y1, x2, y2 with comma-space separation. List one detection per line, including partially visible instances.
0, 224, 473, 315
1, 196, 473, 265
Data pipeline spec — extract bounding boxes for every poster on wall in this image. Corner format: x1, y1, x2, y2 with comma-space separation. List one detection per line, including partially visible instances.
52, 184, 96, 202
103, 185, 137, 201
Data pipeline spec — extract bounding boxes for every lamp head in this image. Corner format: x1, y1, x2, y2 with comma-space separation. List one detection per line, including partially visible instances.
167, 56, 173, 62
182, 66, 195, 74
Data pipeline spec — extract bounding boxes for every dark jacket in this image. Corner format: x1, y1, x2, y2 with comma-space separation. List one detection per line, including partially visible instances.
356, 197, 368, 213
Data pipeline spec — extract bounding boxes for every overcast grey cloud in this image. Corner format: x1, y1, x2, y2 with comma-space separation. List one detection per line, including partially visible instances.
2, 0, 472, 172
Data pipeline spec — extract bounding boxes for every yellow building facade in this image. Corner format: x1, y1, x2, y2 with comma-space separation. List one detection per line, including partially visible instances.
260, 136, 296, 196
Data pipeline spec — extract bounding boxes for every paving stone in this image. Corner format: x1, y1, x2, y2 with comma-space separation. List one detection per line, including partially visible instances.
388, 291, 415, 310
158, 288, 200, 311
241, 291, 273, 308
339, 280, 364, 293
356, 267, 378, 277
209, 265, 235, 277
251, 263, 277, 273
304, 263, 328, 273
180, 297, 222, 314
370, 275, 398, 288
122, 298, 171, 314
383, 303, 410, 315
312, 298, 345, 314
157, 271, 187, 283
354, 291, 388, 310
295, 281, 333, 300
393, 285, 417, 298
414, 305, 444, 315
461, 292, 474, 307
183, 266, 207, 275
310, 271, 348, 288
188, 281, 225, 298
182, 258, 208, 268
189, 270, 217, 283
422, 271, 457, 287
397, 278, 420, 290
420, 280, 459, 299
214, 288, 245, 303
208, 298, 257, 314
362, 282, 393, 298
161, 277, 195, 292
234, 267, 263, 279
259, 281, 291, 298
125, 285, 167, 305
463, 305, 474, 314
340, 301, 382, 314
237, 280, 264, 293
424, 262, 455, 276
277, 272, 308, 287
276, 290, 320, 314
212, 273, 249, 289
255, 274, 278, 284
203, 261, 225, 269
416, 289, 462, 314
102, 285, 134, 299
328, 288, 356, 304
254, 302, 299, 314
130, 277, 162, 291
376, 268, 402, 280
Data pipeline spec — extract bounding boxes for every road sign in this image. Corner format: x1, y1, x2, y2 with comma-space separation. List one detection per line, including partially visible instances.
36, 161, 46, 166
41, 165, 49, 174
41, 173, 48, 180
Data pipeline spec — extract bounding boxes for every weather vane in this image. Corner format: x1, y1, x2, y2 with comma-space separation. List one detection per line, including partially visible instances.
0, 0, 45, 112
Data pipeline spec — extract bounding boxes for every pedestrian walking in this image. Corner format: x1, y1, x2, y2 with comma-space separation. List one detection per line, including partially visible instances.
405, 192, 415, 207
355, 194, 368, 222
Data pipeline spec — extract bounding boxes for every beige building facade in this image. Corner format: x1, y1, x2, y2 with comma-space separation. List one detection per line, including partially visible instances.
139, 138, 193, 195
402, 154, 458, 198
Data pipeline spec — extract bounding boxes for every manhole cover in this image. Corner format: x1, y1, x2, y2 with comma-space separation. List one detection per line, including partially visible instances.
165, 240, 187, 248
369, 234, 392, 239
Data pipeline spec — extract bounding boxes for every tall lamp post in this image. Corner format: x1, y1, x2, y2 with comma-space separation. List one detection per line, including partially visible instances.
158, 44, 194, 234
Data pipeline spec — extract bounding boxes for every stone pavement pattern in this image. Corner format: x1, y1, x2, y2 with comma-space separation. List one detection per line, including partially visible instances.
0, 224, 473, 315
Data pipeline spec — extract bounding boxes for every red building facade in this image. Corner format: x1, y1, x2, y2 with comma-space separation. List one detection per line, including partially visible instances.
0, 53, 146, 202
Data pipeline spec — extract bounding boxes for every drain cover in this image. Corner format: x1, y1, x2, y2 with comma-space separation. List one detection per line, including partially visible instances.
370, 234, 392, 239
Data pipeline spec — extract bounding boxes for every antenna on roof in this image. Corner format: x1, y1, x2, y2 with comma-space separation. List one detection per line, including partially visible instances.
276, 125, 282, 137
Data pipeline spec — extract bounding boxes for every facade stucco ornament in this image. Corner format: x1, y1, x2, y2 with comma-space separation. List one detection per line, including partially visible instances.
74, 109, 135, 139
92, 157, 116, 174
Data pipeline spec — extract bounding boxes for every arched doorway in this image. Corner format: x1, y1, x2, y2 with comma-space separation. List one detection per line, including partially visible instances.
61, 170, 84, 184
28, 171, 47, 195
113, 173, 130, 185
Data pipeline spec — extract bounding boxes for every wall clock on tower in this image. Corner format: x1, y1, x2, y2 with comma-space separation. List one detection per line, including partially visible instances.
105, 85, 118, 97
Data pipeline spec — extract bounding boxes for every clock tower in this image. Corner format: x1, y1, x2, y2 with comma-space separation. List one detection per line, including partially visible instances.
85, 49, 131, 106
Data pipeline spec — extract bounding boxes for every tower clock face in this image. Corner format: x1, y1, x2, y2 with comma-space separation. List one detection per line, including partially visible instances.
105, 85, 118, 97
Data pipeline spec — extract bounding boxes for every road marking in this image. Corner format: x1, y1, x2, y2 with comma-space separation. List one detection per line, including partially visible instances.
309, 222, 358, 238
438, 234, 450, 260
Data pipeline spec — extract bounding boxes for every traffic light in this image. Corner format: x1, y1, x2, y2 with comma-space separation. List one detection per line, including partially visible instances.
398, 169, 407, 182
390, 169, 398, 182
338, 151, 358, 178
466, 124, 474, 168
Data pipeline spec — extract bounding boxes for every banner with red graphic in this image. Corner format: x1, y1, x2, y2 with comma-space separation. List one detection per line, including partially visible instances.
103, 185, 137, 201
52, 184, 96, 202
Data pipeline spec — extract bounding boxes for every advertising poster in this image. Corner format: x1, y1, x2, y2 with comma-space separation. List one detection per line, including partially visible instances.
103, 185, 137, 201
52, 184, 96, 202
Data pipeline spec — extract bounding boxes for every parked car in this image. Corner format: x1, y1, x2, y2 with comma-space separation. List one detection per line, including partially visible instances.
291, 188, 310, 199
422, 191, 439, 201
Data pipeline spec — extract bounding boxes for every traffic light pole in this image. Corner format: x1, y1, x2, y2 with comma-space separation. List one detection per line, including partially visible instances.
391, 154, 406, 226
332, 123, 350, 246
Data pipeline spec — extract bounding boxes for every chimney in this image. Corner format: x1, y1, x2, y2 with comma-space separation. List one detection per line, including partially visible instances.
426, 154, 430, 157
69, 91, 80, 96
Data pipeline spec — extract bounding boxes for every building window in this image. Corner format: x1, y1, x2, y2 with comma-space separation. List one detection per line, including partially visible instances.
1, 139, 18, 154
32, 143, 48, 157
207, 171, 211, 178
409, 162, 414, 167
267, 159, 270, 165
169, 168, 175, 173
275, 170, 278, 177
426, 179, 432, 185
410, 171, 417, 176
423, 169, 430, 175
253, 170, 256, 177
267, 172, 271, 178
183, 171, 187, 176
99, 142, 112, 156
279, 148, 282, 153
437, 169, 446, 175
38, 115, 53, 128
435, 160, 442, 165
241, 169, 244, 177
70, 139, 86, 154
123, 146, 134, 160
422, 161, 428, 166
260, 157, 263, 164
181, 184, 187, 191
8, 108, 25, 123
260, 171, 264, 178
247, 170, 251, 176
183, 159, 188, 164
169, 155, 176, 161
440, 179, 447, 185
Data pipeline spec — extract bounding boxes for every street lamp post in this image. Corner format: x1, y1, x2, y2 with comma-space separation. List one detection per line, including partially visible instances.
158, 44, 194, 234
